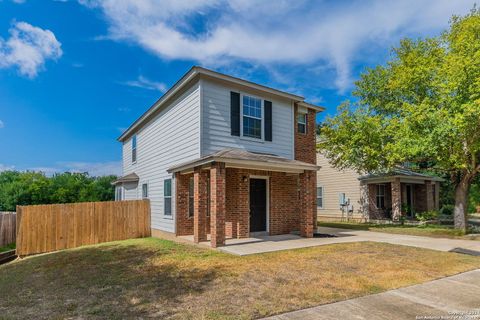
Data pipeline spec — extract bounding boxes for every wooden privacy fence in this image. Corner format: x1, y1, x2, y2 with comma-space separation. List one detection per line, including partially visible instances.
0, 212, 16, 247
16, 200, 150, 256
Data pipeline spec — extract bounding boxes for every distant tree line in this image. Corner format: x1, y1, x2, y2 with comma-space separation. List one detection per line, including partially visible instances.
0, 171, 117, 211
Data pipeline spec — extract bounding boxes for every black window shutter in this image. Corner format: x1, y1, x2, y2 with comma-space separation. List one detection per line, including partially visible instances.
230, 92, 240, 136
264, 100, 272, 141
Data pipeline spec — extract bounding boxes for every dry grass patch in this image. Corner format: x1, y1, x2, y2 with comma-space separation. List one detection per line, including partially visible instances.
1, 238, 479, 319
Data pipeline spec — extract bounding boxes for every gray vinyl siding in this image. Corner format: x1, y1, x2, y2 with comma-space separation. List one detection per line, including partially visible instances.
121, 82, 201, 233
200, 78, 294, 159
316, 153, 364, 219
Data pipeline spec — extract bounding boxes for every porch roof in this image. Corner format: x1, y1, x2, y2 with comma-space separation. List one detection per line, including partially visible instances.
167, 148, 320, 174
111, 172, 139, 185
358, 167, 443, 183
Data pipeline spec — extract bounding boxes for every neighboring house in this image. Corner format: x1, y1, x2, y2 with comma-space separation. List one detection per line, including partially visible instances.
114, 66, 323, 248
316, 153, 442, 222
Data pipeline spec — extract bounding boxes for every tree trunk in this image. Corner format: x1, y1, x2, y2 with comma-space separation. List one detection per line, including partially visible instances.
453, 178, 470, 232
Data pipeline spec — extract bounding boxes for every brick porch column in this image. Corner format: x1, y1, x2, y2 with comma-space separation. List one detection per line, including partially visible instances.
425, 180, 434, 211
299, 170, 315, 238
210, 162, 226, 247
391, 178, 401, 221
193, 168, 208, 243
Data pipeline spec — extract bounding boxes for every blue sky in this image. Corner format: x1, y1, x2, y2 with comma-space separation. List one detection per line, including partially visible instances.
0, 0, 475, 176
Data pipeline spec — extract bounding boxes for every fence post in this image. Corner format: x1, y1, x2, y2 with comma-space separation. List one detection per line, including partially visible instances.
15, 206, 22, 256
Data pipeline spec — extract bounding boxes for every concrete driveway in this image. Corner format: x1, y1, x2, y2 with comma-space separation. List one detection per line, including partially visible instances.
217, 227, 480, 255
264, 269, 480, 320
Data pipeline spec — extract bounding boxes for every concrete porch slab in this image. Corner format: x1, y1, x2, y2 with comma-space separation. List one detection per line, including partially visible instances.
179, 232, 362, 256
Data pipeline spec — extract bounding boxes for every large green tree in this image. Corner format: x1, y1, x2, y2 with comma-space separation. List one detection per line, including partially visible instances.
319, 9, 480, 231
0, 171, 117, 211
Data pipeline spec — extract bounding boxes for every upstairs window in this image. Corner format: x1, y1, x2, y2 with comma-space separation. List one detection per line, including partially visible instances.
376, 184, 385, 209
242, 95, 262, 139
164, 179, 172, 216
297, 113, 307, 134
132, 135, 137, 163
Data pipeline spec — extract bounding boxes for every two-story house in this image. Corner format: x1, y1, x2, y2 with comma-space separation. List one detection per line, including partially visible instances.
114, 66, 323, 248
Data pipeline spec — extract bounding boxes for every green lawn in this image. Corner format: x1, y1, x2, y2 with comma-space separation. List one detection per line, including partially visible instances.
0, 243, 15, 253
318, 221, 480, 240
1, 238, 480, 319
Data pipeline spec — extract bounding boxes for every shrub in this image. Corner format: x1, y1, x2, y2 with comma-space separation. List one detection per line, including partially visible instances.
416, 210, 439, 222
439, 204, 454, 216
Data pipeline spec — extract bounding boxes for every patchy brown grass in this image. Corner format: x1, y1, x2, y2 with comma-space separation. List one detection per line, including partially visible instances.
1, 238, 479, 319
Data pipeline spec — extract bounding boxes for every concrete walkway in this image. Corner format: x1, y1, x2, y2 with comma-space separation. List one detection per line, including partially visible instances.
215, 227, 480, 255
264, 269, 480, 320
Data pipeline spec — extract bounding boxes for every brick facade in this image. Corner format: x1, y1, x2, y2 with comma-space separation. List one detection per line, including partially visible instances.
225, 169, 249, 238
175, 172, 193, 236
299, 171, 315, 237
294, 105, 317, 165
226, 168, 301, 237
210, 163, 226, 248
294, 105, 317, 232
173, 104, 319, 246
365, 180, 440, 220
193, 168, 208, 243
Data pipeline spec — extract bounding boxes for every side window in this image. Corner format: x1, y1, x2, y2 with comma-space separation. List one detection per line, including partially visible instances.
242, 95, 262, 139
142, 183, 148, 199
376, 185, 385, 209
339, 193, 346, 206
188, 177, 194, 217
164, 179, 172, 216
317, 186, 323, 208
132, 135, 137, 163
297, 113, 307, 134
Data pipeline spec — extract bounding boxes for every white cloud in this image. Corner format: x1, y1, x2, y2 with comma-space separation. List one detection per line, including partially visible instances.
80, 0, 474, 92
0, 161, 121, 176
0, 164, 15, 172
57, 161, 122, 176
123, 75, 167, 92
0, 21, 62, 78
0, 120, 4, 128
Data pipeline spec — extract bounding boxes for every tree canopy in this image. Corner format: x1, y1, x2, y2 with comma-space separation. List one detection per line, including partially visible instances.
319, 8, 480, 231
0, 171, 117, 211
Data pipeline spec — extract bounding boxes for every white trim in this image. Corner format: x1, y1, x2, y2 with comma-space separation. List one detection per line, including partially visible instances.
359, 175, 443, 184
169, 157, 320, 174
199, 78, 204, 155
249, 175, 269, 233
291, 101, 295, 158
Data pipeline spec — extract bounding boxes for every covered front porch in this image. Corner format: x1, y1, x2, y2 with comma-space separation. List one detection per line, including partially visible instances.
359, 169, 442, 221
167, 149, 319, 248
